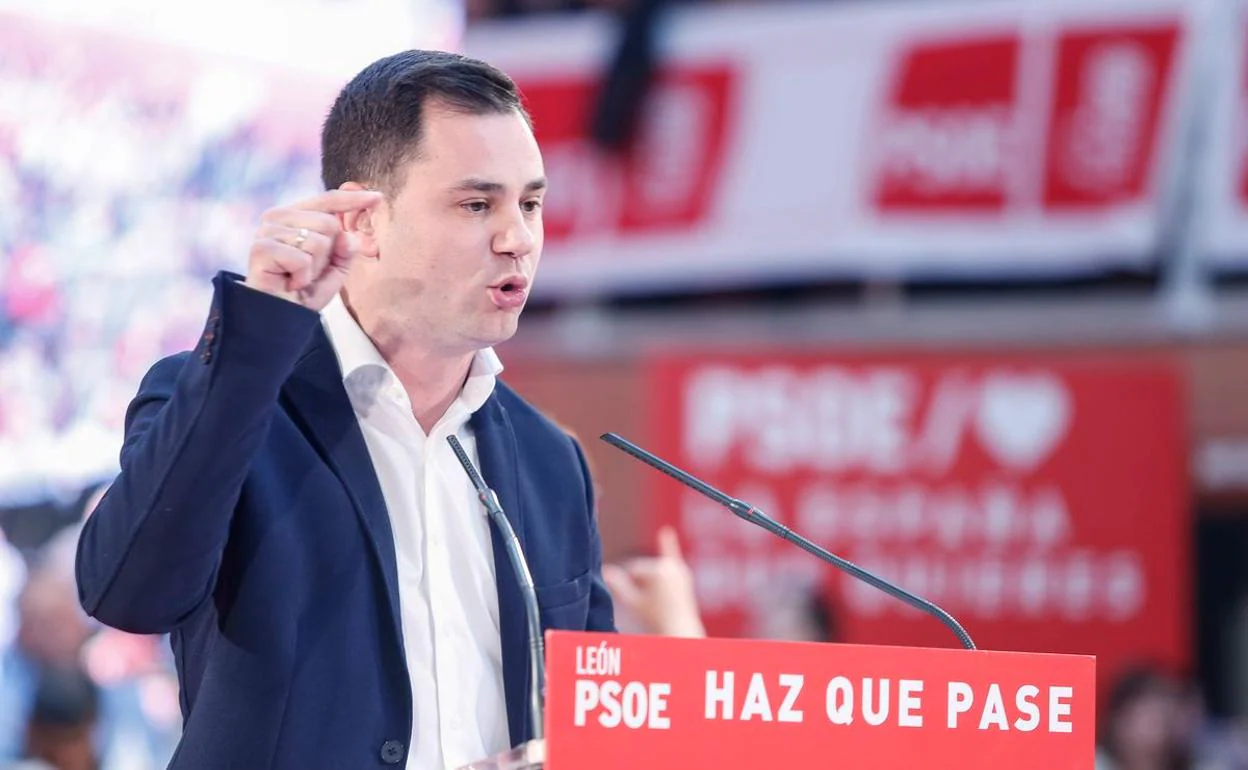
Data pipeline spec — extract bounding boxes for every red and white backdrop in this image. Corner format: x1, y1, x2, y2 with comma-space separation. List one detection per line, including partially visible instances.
464, 0, 1212, 296
644, 351, 1190, 683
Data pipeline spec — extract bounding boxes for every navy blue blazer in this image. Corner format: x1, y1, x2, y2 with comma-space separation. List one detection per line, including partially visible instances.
75, 272, 615, 769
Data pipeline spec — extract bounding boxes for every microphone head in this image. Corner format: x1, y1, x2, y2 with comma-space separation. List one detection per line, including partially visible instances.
446, 435, 489, 494
600, 432, 646, 462
446, 434, 471, 466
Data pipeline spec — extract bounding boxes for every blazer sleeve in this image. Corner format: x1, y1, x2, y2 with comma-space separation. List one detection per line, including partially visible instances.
76, 272, 322, 634
570, 436, 617, 633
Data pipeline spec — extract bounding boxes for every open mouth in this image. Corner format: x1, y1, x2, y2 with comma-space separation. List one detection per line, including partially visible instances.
491, 276, 529, 293
489, 277, 529, 309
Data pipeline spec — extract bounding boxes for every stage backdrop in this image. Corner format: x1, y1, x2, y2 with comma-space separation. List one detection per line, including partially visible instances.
642, 350, 1190, 686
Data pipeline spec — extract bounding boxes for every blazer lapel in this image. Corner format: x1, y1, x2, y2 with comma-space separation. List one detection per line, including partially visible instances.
283, 329, 532, 746
470, 396, 532, 747
280, 328, 405, 652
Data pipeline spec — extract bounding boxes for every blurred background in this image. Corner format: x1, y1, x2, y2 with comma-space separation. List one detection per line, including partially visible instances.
1, 0, 1246, 767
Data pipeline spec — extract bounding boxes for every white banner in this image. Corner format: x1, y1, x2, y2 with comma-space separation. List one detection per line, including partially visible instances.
1196, 0, 1248, 269
464, 0, 1208, 297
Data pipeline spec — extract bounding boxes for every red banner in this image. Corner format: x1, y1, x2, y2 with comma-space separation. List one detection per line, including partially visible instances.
871, 21, 1180, 215
517, 64, 738, 241
545, 631, 1096, 769
1042, 25, 1179, 209
872, 34, 1023, 213
464, 0, 1198, 296
645, 352, 1189, 687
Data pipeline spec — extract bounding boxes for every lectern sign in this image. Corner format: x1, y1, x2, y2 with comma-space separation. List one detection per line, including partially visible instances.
545, 631, 1095, 769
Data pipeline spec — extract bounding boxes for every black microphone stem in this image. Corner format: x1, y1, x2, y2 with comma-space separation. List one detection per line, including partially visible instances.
447, 435, 546, 741
600, 432, 976, 651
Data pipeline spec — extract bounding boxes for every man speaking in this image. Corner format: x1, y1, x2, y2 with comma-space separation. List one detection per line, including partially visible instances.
75, 49, 615, 769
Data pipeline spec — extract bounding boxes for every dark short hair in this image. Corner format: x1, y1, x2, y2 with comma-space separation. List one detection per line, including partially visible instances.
321, 50, 529, 196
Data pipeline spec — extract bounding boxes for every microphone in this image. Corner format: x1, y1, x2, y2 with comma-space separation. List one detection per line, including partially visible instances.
600, 432, 977, 650
446, 435, 546, 741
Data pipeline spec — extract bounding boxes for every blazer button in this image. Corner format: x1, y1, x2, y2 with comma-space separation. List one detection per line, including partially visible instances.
379, 740, 405, 765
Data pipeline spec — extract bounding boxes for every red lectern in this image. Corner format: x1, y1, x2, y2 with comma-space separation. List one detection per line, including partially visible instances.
463, 630, 1096, 769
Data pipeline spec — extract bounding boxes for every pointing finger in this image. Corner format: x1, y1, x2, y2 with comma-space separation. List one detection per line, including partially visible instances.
656, 526, 684, 560
288, 188, 384, 215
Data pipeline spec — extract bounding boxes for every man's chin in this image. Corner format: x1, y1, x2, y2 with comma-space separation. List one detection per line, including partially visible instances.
469, 318, 520, 350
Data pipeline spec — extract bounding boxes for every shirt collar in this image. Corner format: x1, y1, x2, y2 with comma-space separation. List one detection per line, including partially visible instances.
320, 295, 503, 415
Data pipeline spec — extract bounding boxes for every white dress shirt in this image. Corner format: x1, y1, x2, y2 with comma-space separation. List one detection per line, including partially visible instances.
321, 297, 509, 770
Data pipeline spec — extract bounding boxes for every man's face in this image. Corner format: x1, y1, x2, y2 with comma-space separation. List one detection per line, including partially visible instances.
348, 102, 546, 356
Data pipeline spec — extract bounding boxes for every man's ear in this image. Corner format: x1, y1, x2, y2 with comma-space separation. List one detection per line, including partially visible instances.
339, 181, 382, 259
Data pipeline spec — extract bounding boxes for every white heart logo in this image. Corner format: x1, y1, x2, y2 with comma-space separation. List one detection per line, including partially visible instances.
975, 373, 1072, 471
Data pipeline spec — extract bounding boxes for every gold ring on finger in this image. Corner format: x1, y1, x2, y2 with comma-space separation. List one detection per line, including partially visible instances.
292, 227, 309, 251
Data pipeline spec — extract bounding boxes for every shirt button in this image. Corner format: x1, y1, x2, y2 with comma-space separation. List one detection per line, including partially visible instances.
379, 739, 405, 765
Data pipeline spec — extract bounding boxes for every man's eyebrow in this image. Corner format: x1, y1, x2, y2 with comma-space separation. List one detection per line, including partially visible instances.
451, 177, 502, 193
450, 177, 548, 193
